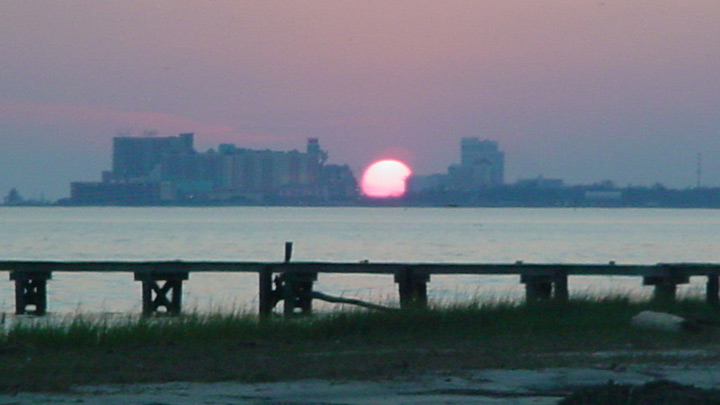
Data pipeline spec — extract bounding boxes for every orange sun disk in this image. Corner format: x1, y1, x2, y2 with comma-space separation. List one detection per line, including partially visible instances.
361, 159, 412, 198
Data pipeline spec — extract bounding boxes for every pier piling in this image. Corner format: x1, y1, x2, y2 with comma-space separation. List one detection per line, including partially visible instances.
395, 268, 429, 309
10, 271, 51, 315
643, 275, 690, 304
259, 267, 276, 319
278, 272, 317, 316
553, 271, 569, 302
521, 272, 569, 303
522, 275, 553, 302
134, 272, 189, 316
284, 242, 293, 263
707, 274, 719, 307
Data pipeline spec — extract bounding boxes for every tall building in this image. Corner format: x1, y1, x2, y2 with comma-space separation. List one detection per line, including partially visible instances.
214, 140, 324, 197
407, 137, 506, 194
71, 134, 358, 204
110, 133, 195, 181
448, 138, 505, 188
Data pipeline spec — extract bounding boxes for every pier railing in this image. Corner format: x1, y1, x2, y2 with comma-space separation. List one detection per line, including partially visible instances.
2, 259, 719, 317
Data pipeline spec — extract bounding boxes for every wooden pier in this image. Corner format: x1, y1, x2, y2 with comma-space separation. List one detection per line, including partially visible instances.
2, 254, 720, 317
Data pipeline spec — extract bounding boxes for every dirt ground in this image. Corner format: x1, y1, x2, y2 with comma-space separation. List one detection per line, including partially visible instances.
560, 380, 720, 404
3, 363, 720, 404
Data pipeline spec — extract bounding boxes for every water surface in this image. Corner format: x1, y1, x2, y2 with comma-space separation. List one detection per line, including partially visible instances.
1, 207, 718, 314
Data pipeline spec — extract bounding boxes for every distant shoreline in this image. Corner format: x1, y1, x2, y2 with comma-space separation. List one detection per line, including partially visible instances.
4, 202, 720, 209
8, 184, 720, 208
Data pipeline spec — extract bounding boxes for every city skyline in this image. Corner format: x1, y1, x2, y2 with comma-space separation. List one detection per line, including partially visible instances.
68, 132, 504, 204
2, 1, 720, 199
5, 131, 720, 208
69, 133, 358, 204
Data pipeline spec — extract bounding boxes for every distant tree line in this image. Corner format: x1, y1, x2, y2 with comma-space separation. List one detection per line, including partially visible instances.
404, 184, 720, 208
2, 188, 51, 206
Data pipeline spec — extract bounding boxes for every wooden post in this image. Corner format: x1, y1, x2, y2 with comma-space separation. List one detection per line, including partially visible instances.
282, 273, 296, 316
553, 272, 569, 303
10, 271, 51, 315
521, 275, 553, 302
259, 266, 274, 319
278, 272, 317, 317
521, 272, 570, 303
141, 280, 152, 315
284, 241, 293, 263
394, 268, 429, 310
643, 275, 689, 304
396, 269, 412, 308
654, 283, 677, 303
134, 272, 189, 316
298, 276, 314, 314
526, 281, 552, 302
707, 274, 719, 307
171, 278, 183, 312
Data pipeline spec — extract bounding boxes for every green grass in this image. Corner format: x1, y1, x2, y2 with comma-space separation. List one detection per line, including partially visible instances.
1, 297, 720, 392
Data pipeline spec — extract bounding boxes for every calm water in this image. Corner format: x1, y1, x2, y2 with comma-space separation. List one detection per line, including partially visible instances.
1, 207, 719, 314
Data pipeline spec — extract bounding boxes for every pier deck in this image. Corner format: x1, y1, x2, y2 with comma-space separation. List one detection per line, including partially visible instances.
2, 258, 719, 317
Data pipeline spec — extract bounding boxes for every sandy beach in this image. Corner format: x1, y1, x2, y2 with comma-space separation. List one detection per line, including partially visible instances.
3, 364, 720, 404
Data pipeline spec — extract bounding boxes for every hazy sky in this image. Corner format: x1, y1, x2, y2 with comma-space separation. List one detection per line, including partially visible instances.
2, 1, 720, 199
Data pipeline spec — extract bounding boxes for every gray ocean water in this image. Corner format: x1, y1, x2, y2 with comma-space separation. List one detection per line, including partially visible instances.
1, 207, 719, 314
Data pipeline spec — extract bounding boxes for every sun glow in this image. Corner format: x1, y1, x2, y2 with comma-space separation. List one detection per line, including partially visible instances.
361, 159, 412, 198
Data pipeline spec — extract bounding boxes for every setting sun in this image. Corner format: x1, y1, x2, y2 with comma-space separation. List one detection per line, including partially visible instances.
361, 159, 412, 198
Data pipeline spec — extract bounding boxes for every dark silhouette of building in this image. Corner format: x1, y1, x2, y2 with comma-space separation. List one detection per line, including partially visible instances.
408, 137, 505, 193
70, 133, 357, 205
448, 138, 505, 188
107, 133, 195, 181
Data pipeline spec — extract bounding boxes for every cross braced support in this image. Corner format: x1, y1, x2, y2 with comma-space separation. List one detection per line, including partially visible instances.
10, 271, 52, 315
278, 272, 318, 316
134, 272, 188, 316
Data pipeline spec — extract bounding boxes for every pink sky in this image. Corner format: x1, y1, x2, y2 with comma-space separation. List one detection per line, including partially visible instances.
2, 1, 720, 198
